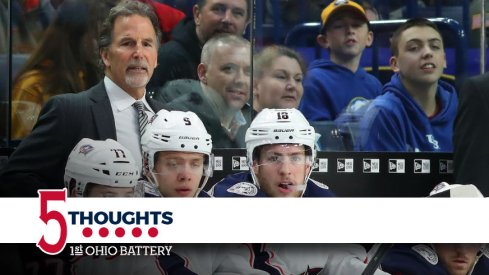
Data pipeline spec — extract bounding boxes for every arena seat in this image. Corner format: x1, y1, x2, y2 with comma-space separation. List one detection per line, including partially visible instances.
284, 18, 468, 86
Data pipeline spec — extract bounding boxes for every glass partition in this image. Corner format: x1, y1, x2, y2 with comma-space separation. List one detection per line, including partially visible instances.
252, 0, 484, 153
0, 0, 486, 152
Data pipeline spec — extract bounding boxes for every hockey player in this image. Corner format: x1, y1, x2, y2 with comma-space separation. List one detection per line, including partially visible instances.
141, 109, 213, 197
381, 244, 488, 275
65, 139, 265, 275
66, 138, 162, 275
210, 108, 335, 197
380, 183, 489, 275
64, 138, 141, 197
210, 110, 393, 274
139, 109, 270, 274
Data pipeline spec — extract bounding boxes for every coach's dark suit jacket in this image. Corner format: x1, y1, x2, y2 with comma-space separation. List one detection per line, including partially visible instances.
453, 73, 489, 197
0, 81, 165, 197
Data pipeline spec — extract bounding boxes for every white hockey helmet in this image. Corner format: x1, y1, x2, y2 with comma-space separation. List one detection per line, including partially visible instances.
64, 138, 140, 197
141, 109, 213, 177
246, 108, 316, 164
429, 182, 484, 198
246, 108, 316, 193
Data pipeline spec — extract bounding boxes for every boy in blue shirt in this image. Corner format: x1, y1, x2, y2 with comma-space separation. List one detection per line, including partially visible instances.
299, 0, 382, 121
356, 18, 458, 152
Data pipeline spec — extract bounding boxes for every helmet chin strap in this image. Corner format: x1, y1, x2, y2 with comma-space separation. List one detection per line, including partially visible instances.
300, 160, 314, 197
196, 176, 209, 197
148, 171, 164, 197
471, 245, 486, 275
248, 160, 261, 189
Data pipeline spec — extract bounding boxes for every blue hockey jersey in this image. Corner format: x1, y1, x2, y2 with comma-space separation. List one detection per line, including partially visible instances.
356, 73, 458, 152
299, 59, 382, 121
210, 172, 335, 197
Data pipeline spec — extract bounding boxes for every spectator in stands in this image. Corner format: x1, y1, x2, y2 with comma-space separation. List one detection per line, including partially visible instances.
299, 0, 382, 122
356, 18, 457, 152
135, 0, 185, 43
147, 0, 250, 92
141, 109, 213, 197
11, 0, 101, 139
210, 108, 334, 198
252, 45, 306, 116
0, 0, 165, 196
453, 73, 489, 197
155, 34, 251, 148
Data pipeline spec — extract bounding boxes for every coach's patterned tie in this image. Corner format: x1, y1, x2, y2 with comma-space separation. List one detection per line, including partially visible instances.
133, 101, 149, 137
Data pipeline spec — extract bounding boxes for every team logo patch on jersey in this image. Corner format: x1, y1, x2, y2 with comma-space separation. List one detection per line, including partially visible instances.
412, 244, 438, 265
227, 182, 258, 196
143, 181, 162, 197
79, 144, 94, 155
426, 134, 440, 150
430, 182, 450, 195
310, 179, 329, 190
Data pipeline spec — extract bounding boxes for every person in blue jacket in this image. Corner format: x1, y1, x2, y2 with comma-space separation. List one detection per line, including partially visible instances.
356, 18, 458, 152
210, 108, 335, 198
381, 244, 489, 275
299, 0, 382, 121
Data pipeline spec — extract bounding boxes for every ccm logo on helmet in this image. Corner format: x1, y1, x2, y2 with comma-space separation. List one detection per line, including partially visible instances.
179, 136, 199, 140
273, 129, 294, 132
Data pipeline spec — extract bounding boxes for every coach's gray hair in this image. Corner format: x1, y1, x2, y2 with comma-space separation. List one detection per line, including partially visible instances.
98, 0, 162, 51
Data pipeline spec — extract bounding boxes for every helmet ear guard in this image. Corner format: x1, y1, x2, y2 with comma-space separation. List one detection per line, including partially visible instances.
203, 154, 214, 178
